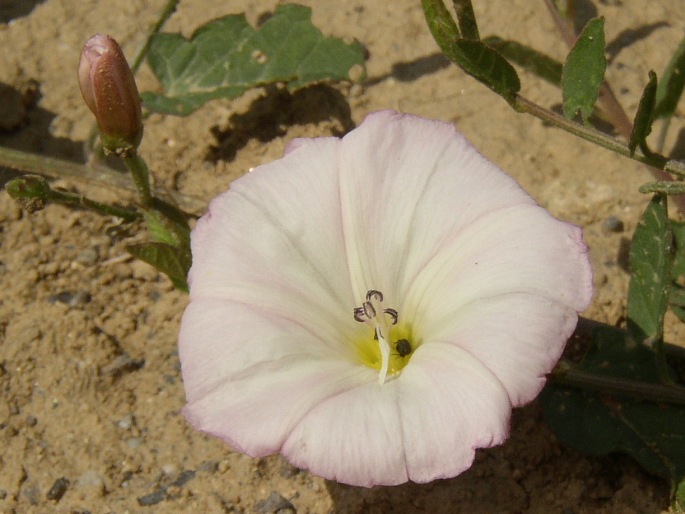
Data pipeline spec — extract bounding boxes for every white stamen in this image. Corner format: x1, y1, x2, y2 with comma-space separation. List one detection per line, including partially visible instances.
354, 289, 397, 385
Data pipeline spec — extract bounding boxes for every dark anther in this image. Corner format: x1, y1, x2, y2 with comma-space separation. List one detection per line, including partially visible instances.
366, 290, 383, 302
362, 301, 376, 318
395, 339, 412, 357
353, 307, 366, 322
384, 308, 398, 325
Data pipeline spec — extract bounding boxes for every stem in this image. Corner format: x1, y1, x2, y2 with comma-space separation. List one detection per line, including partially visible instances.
656, 116, 672, 155
565, 316, 685, 404
0, 145, 205, 214
512, 95, 685, 178
575, 316, 685, 359
541, 0, 685, 212
549, 362, 685, 405
122, 152, 152, 206
47, 188, 141, 222
130, 0, 180, 74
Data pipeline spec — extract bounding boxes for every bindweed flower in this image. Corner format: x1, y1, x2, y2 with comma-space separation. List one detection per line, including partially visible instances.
179, 111, 593, 487
78, 34, 142, 155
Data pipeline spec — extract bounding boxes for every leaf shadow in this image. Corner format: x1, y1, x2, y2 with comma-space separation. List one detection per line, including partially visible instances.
366, 53, 451, 86
0, 81, 85, 189
0, 0, 44, 23
204, 84, 355, 163
606, 22, 669, 64
569, 1, 668, 64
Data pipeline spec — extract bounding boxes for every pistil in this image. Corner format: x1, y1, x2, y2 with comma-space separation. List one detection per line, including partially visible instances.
354, 290, 398, 384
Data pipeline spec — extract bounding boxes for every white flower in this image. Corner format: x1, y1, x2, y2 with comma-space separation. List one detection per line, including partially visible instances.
179, 111, 593, 487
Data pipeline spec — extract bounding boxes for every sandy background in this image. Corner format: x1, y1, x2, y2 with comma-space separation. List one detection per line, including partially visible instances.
1, 0, 684, 512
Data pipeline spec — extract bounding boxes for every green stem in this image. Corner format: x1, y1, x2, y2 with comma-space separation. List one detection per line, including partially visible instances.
656, 116, 672, 155
130, 0, 180, 74
122, 152, 152, 206
549, 362, 685, 405
47, 188, 141, 222
576, 316, 685, 359
0, 145, 205, 214
565, 316, 685, 404
512, 95, 685, 178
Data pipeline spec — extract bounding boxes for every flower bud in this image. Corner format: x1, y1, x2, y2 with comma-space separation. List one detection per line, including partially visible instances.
78, 34, 143, 154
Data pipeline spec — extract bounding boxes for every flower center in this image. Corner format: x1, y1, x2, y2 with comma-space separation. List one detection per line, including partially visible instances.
354, 290, 414, 384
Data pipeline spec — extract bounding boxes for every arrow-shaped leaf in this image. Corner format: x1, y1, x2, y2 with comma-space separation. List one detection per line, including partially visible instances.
141, 4, 365, 115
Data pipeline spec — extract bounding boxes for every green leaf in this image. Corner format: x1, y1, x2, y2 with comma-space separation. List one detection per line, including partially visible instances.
671, 222, 685, 282
421, 0, 461, 56
141, 4, 365, 115
627, 194, 671, 346
483, 36, 562, 86
141, 198, 191, 249
629, 71, 657, 157
669, 221, 685, 323
655, 35, 685, 120
453, 0, 480, 40
561, 17, 606, 123
540, 325, 685, 498
127, 242, 190, 292
448, 38, 520, 102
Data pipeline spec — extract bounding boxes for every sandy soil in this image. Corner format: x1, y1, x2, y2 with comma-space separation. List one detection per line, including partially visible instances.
0, 0, 683, 512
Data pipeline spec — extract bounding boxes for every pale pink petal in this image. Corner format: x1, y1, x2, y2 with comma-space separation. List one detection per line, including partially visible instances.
397, 342, 511, 482
188, 136, 354, 342
409, 204, 591, 317
180, 299, 373, 456
337, 110, 537, 305
282, 383, 408, 486
281, 342, 510, 486
405, 203, 592, 339
429, 294, 580, 406
401, 204, 591, 404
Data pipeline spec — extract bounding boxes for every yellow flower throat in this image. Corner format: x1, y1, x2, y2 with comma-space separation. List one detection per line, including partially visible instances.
353, 290, 415, 384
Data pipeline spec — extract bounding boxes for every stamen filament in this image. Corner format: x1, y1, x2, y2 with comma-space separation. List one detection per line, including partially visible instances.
376, 328, 390, 385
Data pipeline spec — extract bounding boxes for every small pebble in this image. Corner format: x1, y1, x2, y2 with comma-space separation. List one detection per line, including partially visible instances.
602, 216, 624, 233
46, 290, 91, 307
198, 460, 219, 473
101, 353, 144, 378
76, 470, 105, 492
117, 414, 134, 430
161, 464, 178, 476
126, 437, 142, 449
254, 491, 296, 514
138, 488, 166, 507
46, 477, 69, 502
75, 247, 99, 266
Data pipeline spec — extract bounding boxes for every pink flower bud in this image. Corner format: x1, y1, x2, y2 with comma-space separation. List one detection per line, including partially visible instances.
78, 34, 143, 154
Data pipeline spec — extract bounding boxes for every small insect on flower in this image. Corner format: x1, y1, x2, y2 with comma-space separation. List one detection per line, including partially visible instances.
394, 339, 412, 357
